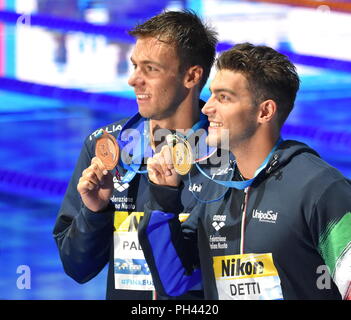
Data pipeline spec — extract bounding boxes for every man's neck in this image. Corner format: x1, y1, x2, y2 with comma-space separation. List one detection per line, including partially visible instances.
232, 131, 280, 180
150, 95, 200, 149
152, 96, 200, 130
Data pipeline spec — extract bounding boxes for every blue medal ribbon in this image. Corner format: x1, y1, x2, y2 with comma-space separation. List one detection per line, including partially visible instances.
116, 112, 210, 184
190, 137, 284, 203
117, 114, 150, 182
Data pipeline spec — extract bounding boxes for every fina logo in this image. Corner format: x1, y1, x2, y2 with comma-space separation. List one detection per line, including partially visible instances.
189, 183, 202, 193
252, 209, 279, 224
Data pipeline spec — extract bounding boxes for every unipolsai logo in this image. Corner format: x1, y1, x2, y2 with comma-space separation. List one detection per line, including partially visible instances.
252, 209, 279, 224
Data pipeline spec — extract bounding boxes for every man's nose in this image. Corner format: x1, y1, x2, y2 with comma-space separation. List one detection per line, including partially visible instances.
202, 95, 216, 116
128, 68, 145, 88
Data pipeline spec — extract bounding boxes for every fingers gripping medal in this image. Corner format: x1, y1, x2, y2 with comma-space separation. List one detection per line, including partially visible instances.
167, 134, 193, 175
95, 129, 120, 170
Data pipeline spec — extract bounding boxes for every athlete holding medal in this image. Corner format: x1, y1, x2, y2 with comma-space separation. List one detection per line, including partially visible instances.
140, 43, 351, 300
53, 10, 218, 300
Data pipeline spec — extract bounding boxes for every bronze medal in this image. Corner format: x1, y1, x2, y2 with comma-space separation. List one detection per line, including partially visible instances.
95, 130, 119, 170
172, 139, 193, 175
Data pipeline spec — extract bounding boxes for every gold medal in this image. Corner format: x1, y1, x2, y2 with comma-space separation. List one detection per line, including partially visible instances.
95, 130, 119, 170
171, 138, 193, 175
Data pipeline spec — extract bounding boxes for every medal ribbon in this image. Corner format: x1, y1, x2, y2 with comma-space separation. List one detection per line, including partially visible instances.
189, 137, 283, 203
117, 113, 209, 183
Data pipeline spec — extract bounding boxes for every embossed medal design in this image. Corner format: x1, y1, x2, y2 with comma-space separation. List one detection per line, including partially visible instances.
168, 134, 193, 175
95, 130, 119, 170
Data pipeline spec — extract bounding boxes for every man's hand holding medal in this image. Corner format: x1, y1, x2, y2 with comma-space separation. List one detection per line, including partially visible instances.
77, 130, 119, 212
147, 134, 193, 187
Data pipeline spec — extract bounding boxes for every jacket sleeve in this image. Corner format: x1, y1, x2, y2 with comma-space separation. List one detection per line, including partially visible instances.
138, 181, 202, 297
311, 178, 351, 300
52, 138, 114, 283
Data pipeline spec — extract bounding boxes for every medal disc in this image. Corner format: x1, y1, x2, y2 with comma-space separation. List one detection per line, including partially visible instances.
172, 140, 193, 175
95, 130, 119, 170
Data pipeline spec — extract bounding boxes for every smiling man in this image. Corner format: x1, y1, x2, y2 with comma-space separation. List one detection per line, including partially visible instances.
140, 43, 351, 300
53, 10, 218, 300
129, 37, 187, 120
128, 34, 203, 132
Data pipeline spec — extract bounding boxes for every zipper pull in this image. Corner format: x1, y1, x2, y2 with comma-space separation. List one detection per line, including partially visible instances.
240, 187, 249, 211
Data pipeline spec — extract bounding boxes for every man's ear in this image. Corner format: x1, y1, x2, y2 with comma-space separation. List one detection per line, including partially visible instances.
257, 99, 277, 124
183, 65, 203, 89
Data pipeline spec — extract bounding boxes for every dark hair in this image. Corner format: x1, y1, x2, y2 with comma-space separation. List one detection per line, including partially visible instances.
128, 10, 218, 89
216, 43, 300, 126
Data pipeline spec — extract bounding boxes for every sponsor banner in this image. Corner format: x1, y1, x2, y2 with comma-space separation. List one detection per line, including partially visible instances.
213, 253, 283, 300
114, 211, 154, 291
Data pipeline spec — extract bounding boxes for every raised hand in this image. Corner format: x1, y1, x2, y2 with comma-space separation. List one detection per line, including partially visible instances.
147, 144, 181, 187
77, 157, 114, 212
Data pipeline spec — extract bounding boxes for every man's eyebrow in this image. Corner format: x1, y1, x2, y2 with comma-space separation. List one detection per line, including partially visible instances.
210, 87, 236, 96
130, 57, 163, 68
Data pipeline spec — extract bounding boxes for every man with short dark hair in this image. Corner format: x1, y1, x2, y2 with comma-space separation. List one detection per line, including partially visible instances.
128, 10, 216, 91
141, 43, 351, 300
53, 10, 218, 300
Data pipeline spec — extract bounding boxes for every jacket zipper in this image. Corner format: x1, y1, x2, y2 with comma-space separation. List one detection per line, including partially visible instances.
240, 187, 250, 254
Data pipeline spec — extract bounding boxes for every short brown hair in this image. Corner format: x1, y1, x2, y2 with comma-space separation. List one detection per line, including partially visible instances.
129, 10, 218, 90
216, 43, 300, 127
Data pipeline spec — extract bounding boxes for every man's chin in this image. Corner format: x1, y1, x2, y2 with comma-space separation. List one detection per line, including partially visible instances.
138, 107, 153, 119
